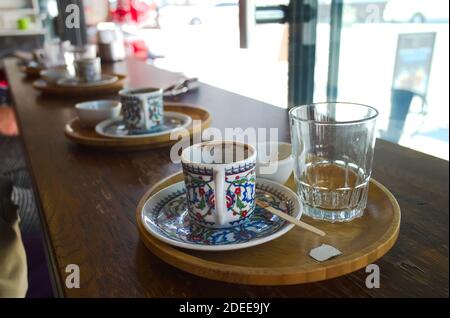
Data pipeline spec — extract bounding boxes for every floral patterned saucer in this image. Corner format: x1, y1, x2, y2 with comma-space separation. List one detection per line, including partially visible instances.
140, 178, 301, 251
95, 112, 192, 138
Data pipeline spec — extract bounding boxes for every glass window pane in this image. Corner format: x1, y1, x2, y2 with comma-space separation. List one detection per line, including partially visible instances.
315, 0, 449, 160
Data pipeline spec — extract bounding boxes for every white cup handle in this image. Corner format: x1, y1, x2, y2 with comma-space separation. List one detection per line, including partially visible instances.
213, 167, 226, 227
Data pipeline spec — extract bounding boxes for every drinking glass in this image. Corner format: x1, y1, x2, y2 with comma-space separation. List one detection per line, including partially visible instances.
289, 102, 378, 222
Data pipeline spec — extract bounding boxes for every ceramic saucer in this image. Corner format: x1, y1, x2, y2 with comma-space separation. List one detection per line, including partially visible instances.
56, 74, 118, 87
140, 178, 301, 251
95, 112, 192, 138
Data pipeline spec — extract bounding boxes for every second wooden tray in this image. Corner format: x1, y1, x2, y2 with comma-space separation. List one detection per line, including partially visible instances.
136, 172, 401, 285
64, 103, 211, 151
33, 73, 126, 97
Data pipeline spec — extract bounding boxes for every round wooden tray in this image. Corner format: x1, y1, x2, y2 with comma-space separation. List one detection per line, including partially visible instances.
136, 172, 401, 285
32, 73, 126, 96
64, 103, 211, 151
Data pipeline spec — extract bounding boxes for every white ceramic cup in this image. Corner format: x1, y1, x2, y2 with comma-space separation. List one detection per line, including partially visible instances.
256, 142, 294, 184
181, 141, 257, 228
39, 68, 69, 84
75, 100, 121, 127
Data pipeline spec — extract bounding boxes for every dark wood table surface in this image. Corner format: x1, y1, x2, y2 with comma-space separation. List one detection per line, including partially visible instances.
5, 57, 449, 298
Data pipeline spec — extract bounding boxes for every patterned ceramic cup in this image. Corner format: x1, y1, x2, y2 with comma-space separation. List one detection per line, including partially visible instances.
181, 141, 257, 228
119, 87, 164, 131
74, 57, 101, 83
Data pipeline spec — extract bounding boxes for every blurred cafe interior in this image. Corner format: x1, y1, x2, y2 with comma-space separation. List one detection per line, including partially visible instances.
0, 0, 448, 299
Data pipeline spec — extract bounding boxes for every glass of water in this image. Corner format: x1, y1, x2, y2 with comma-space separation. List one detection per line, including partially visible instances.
289, 102, 378, 222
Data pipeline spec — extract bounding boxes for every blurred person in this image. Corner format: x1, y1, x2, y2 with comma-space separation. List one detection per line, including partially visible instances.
0, 176, 27, 298
0, 107, 18, 136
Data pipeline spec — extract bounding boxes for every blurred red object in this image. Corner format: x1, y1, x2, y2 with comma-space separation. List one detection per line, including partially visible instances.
110, 0, 157, 24
126, 39, 149, 60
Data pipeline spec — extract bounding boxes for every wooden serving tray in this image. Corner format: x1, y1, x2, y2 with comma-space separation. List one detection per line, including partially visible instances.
32, 74, 126, 97
136, 172, 401, 285
64, 103, 211, 151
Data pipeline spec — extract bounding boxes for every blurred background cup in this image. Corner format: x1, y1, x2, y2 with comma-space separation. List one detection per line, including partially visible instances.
64, 44, 97, 77
289, 102, 378, 222
72, 44, 97, 60
74, 57, 101, 83
97, 22, 126, 62
37, 39, 69, 68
